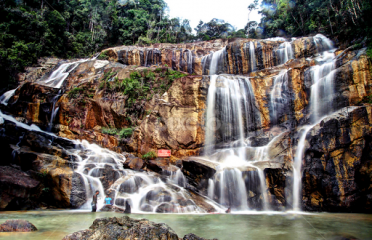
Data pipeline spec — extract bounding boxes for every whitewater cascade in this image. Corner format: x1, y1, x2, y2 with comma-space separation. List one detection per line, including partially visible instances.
277, 42, 294, 65
0, 110, 222, 213
270, 70, 289, 124
249, 42, 257, 72
37, 59, 88, 88
291, 34, 337, 211
0, 88, 18, 106
201, 34, 340, 212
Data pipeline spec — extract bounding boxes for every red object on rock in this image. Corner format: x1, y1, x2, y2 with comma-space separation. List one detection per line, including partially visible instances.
157, 149, 171, 157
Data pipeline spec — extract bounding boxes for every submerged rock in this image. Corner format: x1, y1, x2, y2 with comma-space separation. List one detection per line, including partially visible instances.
62, 216, 216, 240
0, 219, 37, 232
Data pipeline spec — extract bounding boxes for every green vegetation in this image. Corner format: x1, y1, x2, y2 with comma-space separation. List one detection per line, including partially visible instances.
0, 0, 197, 90
142, 151, 157, 160
98, 51, 109, 60
119, 128, 133, 138
67, 86, 95, 100
105, 68, 186, 108
194, 19, 247, 41
67, 87, 84, 99
102, 127, 118, 135
361, 94, 372, 104
101, 127, 134, 139
258, 0, 372, 45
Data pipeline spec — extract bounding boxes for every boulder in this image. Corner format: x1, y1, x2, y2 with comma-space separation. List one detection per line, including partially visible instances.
62, 216, 215, 240
183, 233, 218, 240
0, 220, 37, 232
0, 166, 40, 210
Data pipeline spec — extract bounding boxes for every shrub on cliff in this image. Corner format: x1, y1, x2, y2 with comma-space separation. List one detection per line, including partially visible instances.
142, 151, 157, 160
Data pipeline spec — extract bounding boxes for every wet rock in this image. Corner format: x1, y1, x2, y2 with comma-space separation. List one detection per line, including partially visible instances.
62, 216, 213, 240
124, 201, 131, 213
0, 220, 37, 232
182, 158, 217, 191
123, 156, 144, 171
183, 233, 218, 240
140, 204, 153, 212
99, 204, 124, 213
70, 172, 87, 208
302, 106, 372, 212
0, 166, 39, 210
155, 203, 174, 213
115, 198, 126, 206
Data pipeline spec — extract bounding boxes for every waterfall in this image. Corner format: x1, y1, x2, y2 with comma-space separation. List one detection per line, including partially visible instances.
144, 48, 148, 67
291, 34, 336, 211
249, 42, 257, 72
277, 42, 294, 65
270, 70, 289, 124
205, 75, 218, 156
257, 168, 270, 211
186, 49, 193, 74
313, 34, 334, 53
48, 90, 61, 132
203, 72, 272, 211
292, 125, 312, 211
215, 168, 249, 210
208, 179, 214, 199
37, 59, 88, 88
209, 48, 225, 75
309, 54, 336, 123
205, 75, 260, 152
0, 89, 17, 106
170, 169, 187, 188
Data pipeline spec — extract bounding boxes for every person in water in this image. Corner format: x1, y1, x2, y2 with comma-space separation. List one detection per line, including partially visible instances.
124, 201, 131, 213
105, 194, 112, 205
225, 207, 231, 213
92, 190, 99, 212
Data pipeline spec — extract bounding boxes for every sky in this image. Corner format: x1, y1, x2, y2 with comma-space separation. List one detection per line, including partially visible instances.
165, 0, 262, 32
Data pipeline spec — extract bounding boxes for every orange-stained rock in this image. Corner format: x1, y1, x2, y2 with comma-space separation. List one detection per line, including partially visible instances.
126, 76, 205, 158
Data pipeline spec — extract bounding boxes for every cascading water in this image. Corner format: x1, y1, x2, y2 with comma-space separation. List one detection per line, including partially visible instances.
291, 34, 337, 211
249, 42, 257, 72
292, 125, 312, 211
209, 49, 225, 75
185, 49, 193, 74
37, 59, 88, 88
48, 90, 62, 132
270, 70, 289, 124
309, 52, 336, 122
277, 42, 294, 65
0, 88, 17, 106
0, 110, 220, 213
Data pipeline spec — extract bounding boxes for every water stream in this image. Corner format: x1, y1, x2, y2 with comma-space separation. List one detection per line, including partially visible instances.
1, 211, 372, 240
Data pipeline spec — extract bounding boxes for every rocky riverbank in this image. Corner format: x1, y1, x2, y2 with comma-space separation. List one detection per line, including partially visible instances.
62, 216, 217, 240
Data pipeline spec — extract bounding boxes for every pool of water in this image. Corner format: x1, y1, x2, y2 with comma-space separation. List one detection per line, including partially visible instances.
0, 211, 372, 240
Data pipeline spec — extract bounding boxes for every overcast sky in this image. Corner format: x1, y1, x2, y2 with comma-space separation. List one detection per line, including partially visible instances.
165, 0, 262, 31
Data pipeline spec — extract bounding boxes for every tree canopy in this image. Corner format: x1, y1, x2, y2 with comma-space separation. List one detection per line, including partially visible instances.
258, 0, 372, 44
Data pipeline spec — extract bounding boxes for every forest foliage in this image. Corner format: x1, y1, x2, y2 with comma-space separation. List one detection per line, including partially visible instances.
257, 0, 372, 47
0, 0, 371, 90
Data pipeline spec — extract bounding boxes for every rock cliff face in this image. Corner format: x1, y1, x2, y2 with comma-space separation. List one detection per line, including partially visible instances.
0, 35, 371, 212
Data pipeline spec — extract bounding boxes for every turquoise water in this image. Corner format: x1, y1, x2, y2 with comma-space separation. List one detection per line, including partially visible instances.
0, 211, 372, 240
